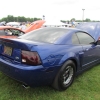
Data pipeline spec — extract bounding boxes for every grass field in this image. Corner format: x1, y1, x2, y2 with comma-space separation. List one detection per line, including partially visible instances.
0, 65, 100, 100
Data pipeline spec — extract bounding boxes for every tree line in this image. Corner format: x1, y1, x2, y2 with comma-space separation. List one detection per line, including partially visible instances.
61, 18, 100, 23
0, 15, 100, 23
0, 15, 42, 22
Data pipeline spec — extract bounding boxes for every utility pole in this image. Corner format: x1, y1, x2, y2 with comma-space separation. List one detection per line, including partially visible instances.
82, 9, 85, 22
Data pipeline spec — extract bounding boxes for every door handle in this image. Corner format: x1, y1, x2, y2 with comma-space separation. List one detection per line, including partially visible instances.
85, 48, 89, 51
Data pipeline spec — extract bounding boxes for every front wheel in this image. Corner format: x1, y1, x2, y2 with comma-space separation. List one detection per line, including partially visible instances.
52, 60, 76, 91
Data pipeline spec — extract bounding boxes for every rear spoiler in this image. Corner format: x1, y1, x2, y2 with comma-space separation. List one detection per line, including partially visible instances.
0, 38, 37, 50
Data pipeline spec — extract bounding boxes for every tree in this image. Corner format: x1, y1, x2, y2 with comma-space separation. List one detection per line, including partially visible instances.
85, 18, 91, 22
0, 15, 41, 22
7, 15, 14, 22
33, 17, 41, 21
60, 20, 67, 23
70, 18, 76, 21
75, 20, 82, 22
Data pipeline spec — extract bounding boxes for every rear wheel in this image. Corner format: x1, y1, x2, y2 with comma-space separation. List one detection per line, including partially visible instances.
52, 60, 76, 91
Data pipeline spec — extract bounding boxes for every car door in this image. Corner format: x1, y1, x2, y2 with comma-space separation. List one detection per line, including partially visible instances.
76, 32, 100, 69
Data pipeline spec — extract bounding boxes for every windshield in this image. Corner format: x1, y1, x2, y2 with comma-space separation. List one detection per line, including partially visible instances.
19, 28, 68, 43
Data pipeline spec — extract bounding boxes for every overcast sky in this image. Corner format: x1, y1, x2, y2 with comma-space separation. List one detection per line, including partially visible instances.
1, 0, 100, 21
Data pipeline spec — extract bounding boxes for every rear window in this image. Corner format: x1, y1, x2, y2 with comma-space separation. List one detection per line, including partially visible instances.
19, 28, 68, 43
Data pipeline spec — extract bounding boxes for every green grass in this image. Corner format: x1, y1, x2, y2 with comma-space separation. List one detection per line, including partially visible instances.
0, 65, 100, 100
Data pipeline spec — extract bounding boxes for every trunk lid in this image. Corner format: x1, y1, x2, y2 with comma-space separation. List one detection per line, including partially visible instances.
0, 38, 43, 63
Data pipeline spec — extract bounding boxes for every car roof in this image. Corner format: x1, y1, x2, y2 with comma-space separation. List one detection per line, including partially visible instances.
20, 27, 90, 44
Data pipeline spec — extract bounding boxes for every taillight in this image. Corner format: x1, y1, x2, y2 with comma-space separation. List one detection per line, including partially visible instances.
21, 50, 41, 65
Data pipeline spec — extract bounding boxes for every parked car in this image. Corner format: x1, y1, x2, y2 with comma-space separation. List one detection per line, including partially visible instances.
0, 27, 100, 91
0, 20, 45, 39
0, 26, 25, 38
6, 22, 20, 28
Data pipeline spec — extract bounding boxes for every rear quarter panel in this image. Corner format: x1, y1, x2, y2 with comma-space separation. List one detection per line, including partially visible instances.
31, 44, 83, 72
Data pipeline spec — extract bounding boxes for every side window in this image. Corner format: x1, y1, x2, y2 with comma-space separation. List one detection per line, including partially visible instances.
4, 29, 13, 35
76, 32, 95, 45
0, 30, 6, 35
72, 33, 79, 44
11, 29, 24, 36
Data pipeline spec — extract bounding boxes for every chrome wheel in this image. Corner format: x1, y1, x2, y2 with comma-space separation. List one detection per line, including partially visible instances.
52, 60, 75, 91
63, 66, 74, 85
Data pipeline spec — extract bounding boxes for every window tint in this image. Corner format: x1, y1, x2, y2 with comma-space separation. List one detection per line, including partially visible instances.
72, 33, 79, 44
76, 32, 95, 44
19, 28, 68, 43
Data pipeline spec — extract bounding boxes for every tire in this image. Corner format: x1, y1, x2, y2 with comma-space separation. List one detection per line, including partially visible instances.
52, 60, 76, 91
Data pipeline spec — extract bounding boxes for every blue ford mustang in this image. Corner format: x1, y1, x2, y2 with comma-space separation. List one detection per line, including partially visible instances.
0, 27, 100, 91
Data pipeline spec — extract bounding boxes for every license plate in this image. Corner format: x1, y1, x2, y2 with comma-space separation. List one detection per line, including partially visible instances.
3, 46, 12, 56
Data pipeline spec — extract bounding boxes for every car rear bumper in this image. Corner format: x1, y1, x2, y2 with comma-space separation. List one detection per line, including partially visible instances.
0, 58, 58, 87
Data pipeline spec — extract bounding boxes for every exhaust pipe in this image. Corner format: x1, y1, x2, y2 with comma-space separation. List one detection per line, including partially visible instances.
22, 84, 30, 89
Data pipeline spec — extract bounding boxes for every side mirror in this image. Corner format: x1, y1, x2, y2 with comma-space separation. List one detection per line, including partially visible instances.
96, 40, 100, 45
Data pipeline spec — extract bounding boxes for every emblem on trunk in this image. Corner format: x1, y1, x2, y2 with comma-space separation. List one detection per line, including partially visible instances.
15, 57, 19, 59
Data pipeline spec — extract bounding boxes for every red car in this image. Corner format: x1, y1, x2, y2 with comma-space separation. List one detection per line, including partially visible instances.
0, 20, 45, 39
0, 26, 25, 38
24, 20, 45, 33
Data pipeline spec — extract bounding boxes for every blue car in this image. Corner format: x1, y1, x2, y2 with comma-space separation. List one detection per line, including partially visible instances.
0, 27, 100, 91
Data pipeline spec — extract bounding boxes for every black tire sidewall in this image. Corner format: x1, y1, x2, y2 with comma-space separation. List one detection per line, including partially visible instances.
58, 60, 75, 90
